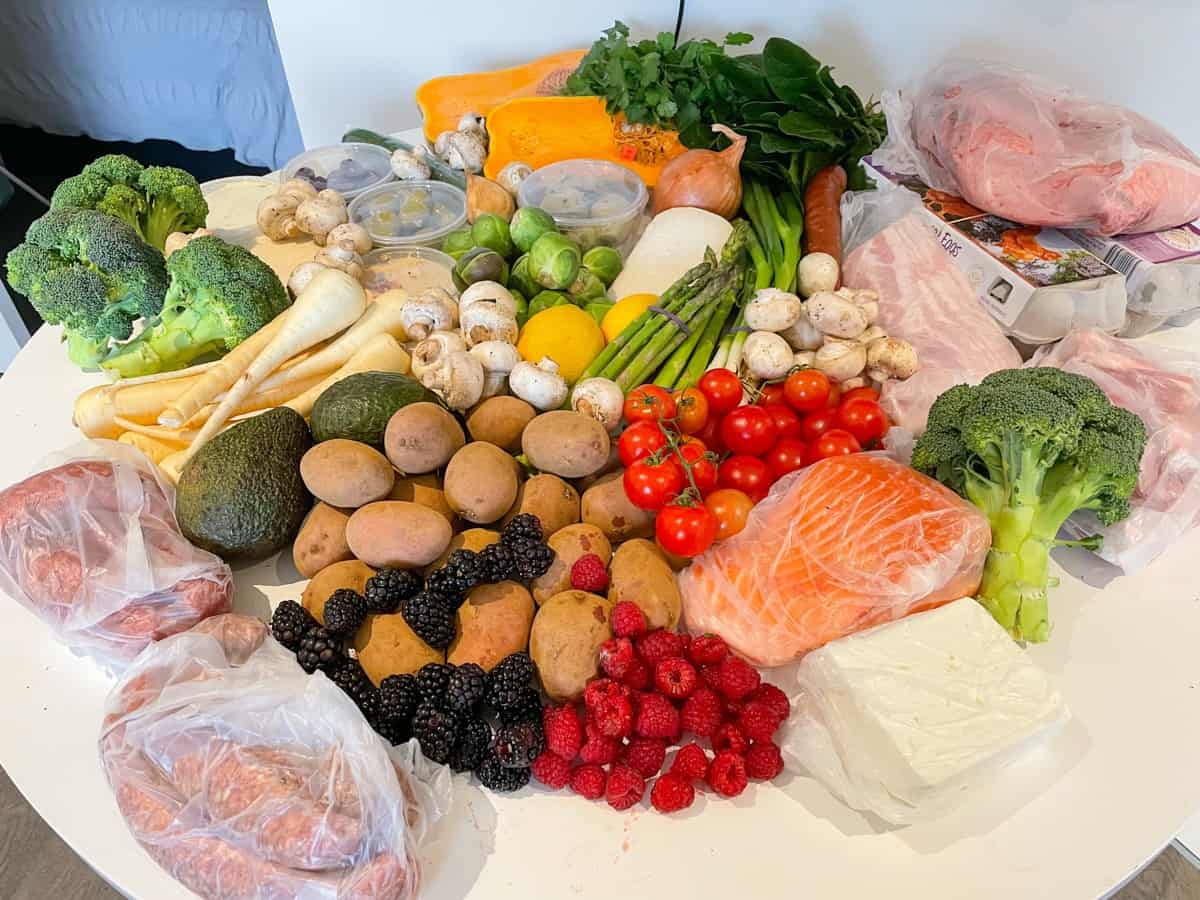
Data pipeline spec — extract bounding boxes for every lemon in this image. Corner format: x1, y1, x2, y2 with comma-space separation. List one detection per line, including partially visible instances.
602, 292, 657, 343
517, 304, 606, 383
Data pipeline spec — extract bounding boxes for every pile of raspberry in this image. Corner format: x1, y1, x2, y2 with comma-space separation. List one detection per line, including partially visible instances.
531, 601, 789, 814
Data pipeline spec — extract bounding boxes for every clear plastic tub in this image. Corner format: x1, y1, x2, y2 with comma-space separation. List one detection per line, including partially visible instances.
362, 246, 457, 298
348, 180, 467, 248
517, 159, 648, 251
282, 142, 393, 200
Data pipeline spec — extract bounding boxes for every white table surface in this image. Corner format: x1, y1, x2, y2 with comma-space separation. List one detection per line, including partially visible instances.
4, 263, 1200, 899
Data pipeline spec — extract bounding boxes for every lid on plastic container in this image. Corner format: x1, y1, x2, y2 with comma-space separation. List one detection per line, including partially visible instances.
282, 143, 393, 200
362, 246, 458, 299
348, 181, 467, 247
517, 159, 648, 241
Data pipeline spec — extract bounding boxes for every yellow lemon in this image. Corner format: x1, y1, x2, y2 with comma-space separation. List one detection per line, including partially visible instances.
517, 304, 606, 383
602, 293, 657, 343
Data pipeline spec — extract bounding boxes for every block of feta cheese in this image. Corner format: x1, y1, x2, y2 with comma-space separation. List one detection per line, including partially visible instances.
782, 597, 1068, 825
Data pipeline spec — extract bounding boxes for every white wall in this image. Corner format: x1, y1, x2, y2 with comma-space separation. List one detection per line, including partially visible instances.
270, 0, 1200, 152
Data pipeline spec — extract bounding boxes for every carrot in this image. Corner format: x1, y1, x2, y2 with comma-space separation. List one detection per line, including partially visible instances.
802, 165, 848, 281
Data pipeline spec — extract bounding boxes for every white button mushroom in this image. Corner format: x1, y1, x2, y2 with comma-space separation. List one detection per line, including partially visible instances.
779, 307, 823, 351
509, 357, 569, 411
411, 330, 467, 381
435, 130, 487, 174
401, 288, 459, 341
163, 227, 212, 258
458, 281, 519, 347
796, 252, 840, 298
469, 340, 521, 398
496, 161, 533, 198
806, 291, 870, 339
325, 222, 372, 255
419, 349, 485, 410
313, 242, 365, 283
390, 148, 432, 181
295, 189, 349, 246
814, 337, 868, 383
744, 288, 804, 333
866, 336, 919, 381
743, 331, 795, 380
571, 377, 624, 433
793, 349, 817, 369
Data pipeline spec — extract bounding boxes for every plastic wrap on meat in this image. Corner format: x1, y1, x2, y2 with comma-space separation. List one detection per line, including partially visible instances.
0, 440, 232, 669
100, 614, 449, 900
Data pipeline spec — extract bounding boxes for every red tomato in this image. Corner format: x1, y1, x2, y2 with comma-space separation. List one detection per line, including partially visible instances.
755, 382, 786, 407
624, 385, 676, 424
705, 489, 754, 541
617, 421, 667, 467
623, 458, 684, 511
824, 383, 842, 408
671, 440, 718, 496
718, 455, 772, 502
672, 387, 709, 434
656, 503, 718, 557
695, 414, 725, 454
800, 408, 839, 443
720, 405, 778, 456
698, 368, 744, 415
839, 386, 881, 407
764, 438, 809, 480
836, 400, 889, 447
810, 428, 862, 462
784, 370, 832, 413
768, 405, 803, 441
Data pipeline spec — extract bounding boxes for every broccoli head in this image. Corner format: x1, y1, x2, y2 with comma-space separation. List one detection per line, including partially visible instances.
5, 208, 169, 369
100, 235, 289, 378
912, 367, 1147, 642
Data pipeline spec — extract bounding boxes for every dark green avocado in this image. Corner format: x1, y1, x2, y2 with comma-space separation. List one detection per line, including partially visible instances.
310, 371, 437, 449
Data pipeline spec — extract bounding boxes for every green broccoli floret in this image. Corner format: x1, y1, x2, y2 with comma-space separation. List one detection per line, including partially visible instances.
912, 367, 1147, 643
5, 208, 169, 369
100, 235, 289, 377
136, 166, 209, 251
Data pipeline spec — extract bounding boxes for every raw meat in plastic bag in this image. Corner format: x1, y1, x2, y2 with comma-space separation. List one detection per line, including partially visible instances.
841, 187, 1021, 435
678, 455, 991, 667
873, 60, 1200, 235
101, 614, 450, 900
1030, 330, 1200, 573
0, 439, 232, 669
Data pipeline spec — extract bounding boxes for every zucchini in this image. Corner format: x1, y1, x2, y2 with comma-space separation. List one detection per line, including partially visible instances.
342, 128, 467, 190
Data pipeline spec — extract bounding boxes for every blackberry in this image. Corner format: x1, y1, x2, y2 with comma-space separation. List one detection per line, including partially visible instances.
411, 702, 459, 765
508, 538, 555, 581
428, 549, 485, 602
374, 716, 412, 746
379, 673, 421, 724
478, 542, 517, 582
323, 589, 368, 638
271, 600, 317, 652
328, 658, 379, 721
444, 663, 486, 714
425, 569, 471, 607
415, 663, 454, 705
296, 627, 343, 673
485, 652, 534, 711
402, 591, 457, 650
364, 568, 422, 614
475, 751, 530, 793
501, 513, 544, 545
498, 688, 544, 726
451, 717, 493, 773
493, 720, 546, 768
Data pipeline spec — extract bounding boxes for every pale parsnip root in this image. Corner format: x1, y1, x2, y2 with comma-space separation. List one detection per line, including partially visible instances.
117, 431, 179, 464
284, 333, 411, 418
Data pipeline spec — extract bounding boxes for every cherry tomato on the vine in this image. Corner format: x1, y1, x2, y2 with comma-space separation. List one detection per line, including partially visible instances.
839, 385, 881, 407
623, 458, 684, 511
705, 489, 754, 541
718, 455, 772, 502
720, 405, 778, 456
825, 383, 842, 408
656, 502, 718, 557
800, 408, 839, 444
695, 414, 725, 454
617, 420, 667, 467
768, 405, 803, 442
673, 438, 719, 495
671, 387, 709, 434
755, 382, 786, 407
698, 368, 744, 415
810, 428, 862, 462
764, 438, 809, 480
784, 370, 832, 413
836, 400, 889, 447
624, 385, 676, 424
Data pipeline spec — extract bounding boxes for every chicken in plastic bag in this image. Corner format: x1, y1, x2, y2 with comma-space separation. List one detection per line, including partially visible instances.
100, 614, 450, 900
873, 60, 1200, 236
1030, 330, 1200, 573
678, 455, 991, 667
0, 439, 232, 669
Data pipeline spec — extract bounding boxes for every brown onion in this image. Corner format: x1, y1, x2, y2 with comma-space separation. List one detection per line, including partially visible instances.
651, 124, 745, 219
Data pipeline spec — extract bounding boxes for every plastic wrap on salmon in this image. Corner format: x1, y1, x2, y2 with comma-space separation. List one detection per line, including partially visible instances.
678, 455, 992, 667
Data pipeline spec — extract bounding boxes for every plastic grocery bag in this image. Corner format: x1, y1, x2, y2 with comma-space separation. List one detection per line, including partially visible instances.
0, 440, 232, 670
1031, 330, 1200, 573
101, 614, 450, 900
873, 60, 1200, 235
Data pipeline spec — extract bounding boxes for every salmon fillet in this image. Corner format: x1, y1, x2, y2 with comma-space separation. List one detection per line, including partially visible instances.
678, 455, 991, 666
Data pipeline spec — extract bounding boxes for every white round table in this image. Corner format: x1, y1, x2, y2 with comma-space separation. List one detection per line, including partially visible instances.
4, 313, 1200, 900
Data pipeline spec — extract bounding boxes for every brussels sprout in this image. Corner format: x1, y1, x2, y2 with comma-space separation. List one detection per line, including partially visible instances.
471, 213, 514, 258
510, 206, 558, 254
529, 232, 581, 291
453, 246, 509, 291
528, 290, 570, 317
441, 227, 476, 260
581, 245, 622, 286
509, 253, 539, 299
512, 290, 529, 327
585, 300, 614, 325
567, 267, 606, 303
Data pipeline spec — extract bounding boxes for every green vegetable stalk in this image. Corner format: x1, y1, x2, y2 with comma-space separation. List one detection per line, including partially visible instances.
672, 285, 737, 390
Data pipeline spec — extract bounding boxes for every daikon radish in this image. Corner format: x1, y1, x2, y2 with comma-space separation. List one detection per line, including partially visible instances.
610, 208, 733, 299
284, 333, 410, 418
117, 431, 179, 464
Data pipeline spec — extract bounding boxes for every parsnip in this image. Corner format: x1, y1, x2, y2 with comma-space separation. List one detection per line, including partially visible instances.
284, 333, 410, 417
117, 431, 178, 464
114, 417, 198, 446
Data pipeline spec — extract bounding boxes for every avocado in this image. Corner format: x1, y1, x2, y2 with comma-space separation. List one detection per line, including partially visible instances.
176, 407, 313, 562
310, 371, 437, 449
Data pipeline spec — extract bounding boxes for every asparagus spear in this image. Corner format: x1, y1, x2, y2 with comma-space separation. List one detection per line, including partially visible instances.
621, 298, 722, 392
654, 308, 711, 389
676, 287, 736, 389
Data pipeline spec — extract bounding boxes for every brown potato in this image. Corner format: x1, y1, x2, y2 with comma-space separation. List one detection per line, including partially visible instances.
346, 501, 452, 568
292, 502, 354, 577
448, 581, 535, 671
354, 612, 443, 685
530, 590, 613, 703
302, 559, 375, 623
425, 528, 500, 574
384, 402, 464, 474
300, 439, 395, 508
521, 411, 610, 478
532, 524, 612, 605
443, 442, 519, 524
389, 473, 455, 525
580, 472, 655, 543
466, 395, 536, 451
608, 539, 681, 630
502, 473, 580, 537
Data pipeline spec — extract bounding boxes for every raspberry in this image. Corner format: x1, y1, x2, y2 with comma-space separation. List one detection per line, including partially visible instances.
636, 630, 684, 667
744, 742, 785, 781
715, 656, 760, 700
623, 737, 667, 779
677, 634, 691, 658
610, 601, 648, 639
598, 638, 638, 680
584, 679, 634, 739
688, 634, 729, 666
650, 772, 695, 813
653, 658, 698, 700
531, 751, 572, 789
680, 687, 722, 738
747, 683, 790, 722
578, 724, 620, 765
670, 743, 710, 782
722, 697, 746, 720
570, 763, 608, 800
542, 704, 583, 760
712, 722, 749, 755
737, 701, 782, 742
570, 553, 610, 592
699, 664, 722, 691
584, 677, 625, 710
634, 692, 680, 740
706, 750, 748, 798
620, 659, 651, 691
605, 763, 646, 811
